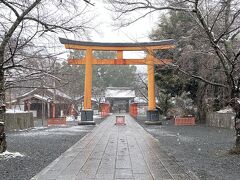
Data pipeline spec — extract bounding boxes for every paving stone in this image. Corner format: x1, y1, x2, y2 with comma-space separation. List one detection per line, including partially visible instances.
150, 168, 173, 179
116, 155, 131, 169
56, 174, 77, 180
75, 171, 95, 179
95, 173, 114, 180
34, 170, 60, 180
115, 168, 133, 179
97, 166, 115, 174
81, 158, 101, 175
133, 173, 154, 180
131, 159, 149, 174
90, 150, 105, 159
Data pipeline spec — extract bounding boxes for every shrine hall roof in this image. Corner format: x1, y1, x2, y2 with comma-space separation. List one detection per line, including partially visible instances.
59, 38, 175, 47
105, 87, 135, 99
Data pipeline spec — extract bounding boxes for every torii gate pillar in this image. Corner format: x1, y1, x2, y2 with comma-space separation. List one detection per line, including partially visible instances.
80, 48, 95, 125
59, 38, 175, 125
145, 54, 160, 125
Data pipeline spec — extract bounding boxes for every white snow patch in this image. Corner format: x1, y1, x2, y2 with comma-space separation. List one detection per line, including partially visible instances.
33, 94, 50, 101
134, 97, 147, 103
148, 129, 194, 142
217, 107, 233, 113
0, 151, 25, 159
93, 115, 102, 119
48, 89, 72, 100
105, 87, 135, 98
32, 127, 48, 131
147, 129, 177, 137
13, 126, 91, 137
6, 109, 28, 113
66, 115, 76, 121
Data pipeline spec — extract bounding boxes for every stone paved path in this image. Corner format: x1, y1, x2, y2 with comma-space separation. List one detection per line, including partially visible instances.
31, 114, 199, 180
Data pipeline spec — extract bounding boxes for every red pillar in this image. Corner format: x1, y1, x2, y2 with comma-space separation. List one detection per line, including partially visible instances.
52, 103, 55, 118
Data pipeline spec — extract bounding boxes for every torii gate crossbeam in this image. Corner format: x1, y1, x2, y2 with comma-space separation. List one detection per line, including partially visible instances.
59, 38, 175, 125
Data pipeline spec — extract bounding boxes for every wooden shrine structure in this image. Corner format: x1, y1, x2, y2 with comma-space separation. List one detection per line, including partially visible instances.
59, 38, 175, 124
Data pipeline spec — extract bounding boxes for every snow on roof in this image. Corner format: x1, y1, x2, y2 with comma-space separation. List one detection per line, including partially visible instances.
47, 89, 71, 100
74, 96, 83, 101
15, 87, 72, 101
6, 99, 17, 104
105, 87, 135, 98
33, 94, 51, 101
134, 97, 148, 103
74, 96, 98, 102
19, 88, 37, 98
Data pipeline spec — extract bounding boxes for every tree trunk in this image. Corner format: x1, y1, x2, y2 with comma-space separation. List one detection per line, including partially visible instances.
234, 112, 240, 149
196, 83, 208, 123
0, 54, 5, 122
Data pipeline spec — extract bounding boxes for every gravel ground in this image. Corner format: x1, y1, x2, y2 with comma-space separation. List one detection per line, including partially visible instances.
0, 117, 103, 180
136, 115, 240, 180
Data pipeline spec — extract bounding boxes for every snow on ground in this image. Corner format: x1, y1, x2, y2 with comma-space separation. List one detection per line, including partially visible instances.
147, 129, 194, 143
11, 125, 92, 137
217, 107, 234, 113
6, 109, 28, 113
66, 115, 76, 121
93, 114, 102, 119
31, 127, 48, 130
76, 114, 102, 121
0, 151, 25, 159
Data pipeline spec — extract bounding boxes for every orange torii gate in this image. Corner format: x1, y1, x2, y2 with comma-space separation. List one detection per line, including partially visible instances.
59, 38, 175, 125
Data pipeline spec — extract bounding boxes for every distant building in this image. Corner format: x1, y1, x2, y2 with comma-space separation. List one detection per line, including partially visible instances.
105, 87, 135, 113
7, 88, 73, 119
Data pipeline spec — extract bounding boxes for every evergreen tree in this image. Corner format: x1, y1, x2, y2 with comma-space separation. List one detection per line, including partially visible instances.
151, 10, 213, 122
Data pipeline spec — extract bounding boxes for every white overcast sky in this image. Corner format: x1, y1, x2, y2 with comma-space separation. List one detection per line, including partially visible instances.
91, 1, 159, 42
53, 1, 161, 72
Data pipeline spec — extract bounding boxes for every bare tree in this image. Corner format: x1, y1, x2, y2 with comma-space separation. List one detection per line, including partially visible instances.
106, 0, 240, 148
0, 0, 95, 120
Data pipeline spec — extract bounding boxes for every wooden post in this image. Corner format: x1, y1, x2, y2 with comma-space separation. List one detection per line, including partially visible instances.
52, 103, 55, 118
117, 50, 123, 64
83, 48, 93, 110
147, 54, 156, 110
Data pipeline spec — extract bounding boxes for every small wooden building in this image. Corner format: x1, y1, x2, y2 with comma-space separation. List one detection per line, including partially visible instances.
8, 88, 73, 119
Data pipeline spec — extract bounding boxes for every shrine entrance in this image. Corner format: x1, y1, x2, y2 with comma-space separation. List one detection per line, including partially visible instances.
59, 38, 175, 125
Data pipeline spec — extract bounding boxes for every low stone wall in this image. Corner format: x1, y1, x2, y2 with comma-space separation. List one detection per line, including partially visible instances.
3, 112, 34, 131
206, 112, 235, 129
